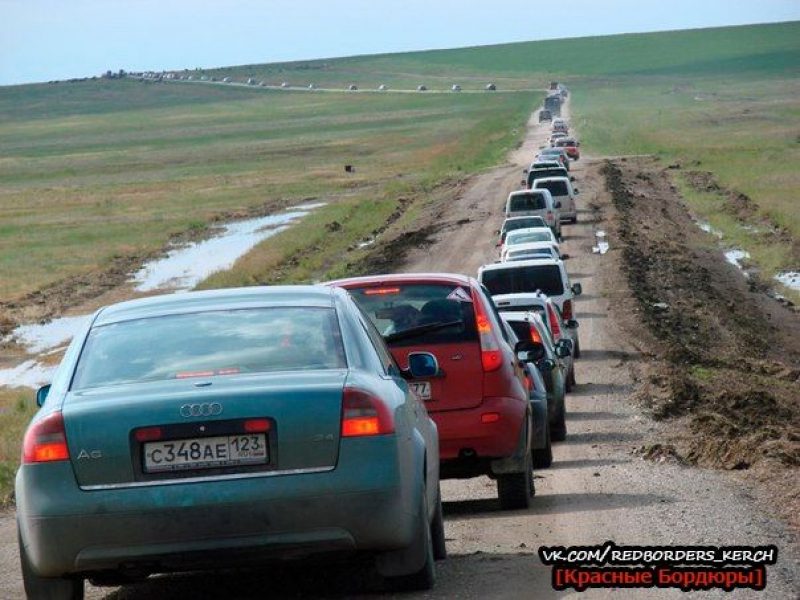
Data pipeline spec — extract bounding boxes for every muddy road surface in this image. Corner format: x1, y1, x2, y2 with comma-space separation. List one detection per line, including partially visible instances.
1, 110, 797, 598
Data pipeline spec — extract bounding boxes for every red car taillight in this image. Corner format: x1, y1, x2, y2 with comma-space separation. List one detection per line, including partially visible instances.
22, 411, 69, 464
341, 387, 394, 437
529, 324, 543, 345
472, 292, 503, 372
562, 299, 573, 320
547, 305, 562, 338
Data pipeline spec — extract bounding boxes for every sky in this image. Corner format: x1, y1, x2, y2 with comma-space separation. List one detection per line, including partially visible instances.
1, 0, 799, 86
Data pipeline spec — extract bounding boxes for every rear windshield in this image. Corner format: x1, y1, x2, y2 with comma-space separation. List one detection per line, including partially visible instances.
502, 217, 546, 235
508, 320, 534, 342
534, 180, 568, 196
349, 284, 477, 347
509, 193, 547, 212
528, 169, 567, 185
507, 248, 554, 261
482, 265, 565, 297
506, 230, 552, 246
498, 305, 546, 316
71, 308, 347, 390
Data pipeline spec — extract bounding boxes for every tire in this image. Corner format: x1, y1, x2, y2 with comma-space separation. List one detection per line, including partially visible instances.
387, 486, 436, 591
497, 438, 534, 510
573, 337, 581, 359
533, 420, 553, 469
551, 393, 567, 441
19, 530, 84, 600
431, 486, 447, 561
566, 366, 576, 392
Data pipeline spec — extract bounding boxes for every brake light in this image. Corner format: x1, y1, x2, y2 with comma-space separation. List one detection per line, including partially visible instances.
481, 412, 500, 424
341, 387, 394, 437
562, 299, 573, 320
244, 419, 271, 433
547, 305, 562, 338
134, 426, 163, 442
22, 412, 69, 464
364, 287, 401, 296
529, 324, 542, 344
472, 291, 503, 372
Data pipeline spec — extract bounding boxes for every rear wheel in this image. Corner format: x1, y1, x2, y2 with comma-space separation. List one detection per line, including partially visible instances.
566, 366, 577, 391
19, 530, 84, 600
385, 485, 436, 591
431, 485, 447, 561
573, 337, 581, 359
533, 420, 553, 469
497, 438, 534, 510
551, 399, 567, 442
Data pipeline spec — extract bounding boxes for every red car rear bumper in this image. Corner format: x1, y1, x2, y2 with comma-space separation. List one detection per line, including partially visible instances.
429, 396, 526, 461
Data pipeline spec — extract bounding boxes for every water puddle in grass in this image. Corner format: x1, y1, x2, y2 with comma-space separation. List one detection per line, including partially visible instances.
3, 204, 324, 387
724, 249, 750, 273
775, 271, 800, 292
132, 209, 318, 292
0, 360, 56, 389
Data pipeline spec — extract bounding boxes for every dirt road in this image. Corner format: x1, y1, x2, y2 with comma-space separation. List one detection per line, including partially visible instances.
1, 108, 797, 598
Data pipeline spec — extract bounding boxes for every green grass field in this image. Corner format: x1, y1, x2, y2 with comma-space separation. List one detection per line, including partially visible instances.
0, 80, 534, 300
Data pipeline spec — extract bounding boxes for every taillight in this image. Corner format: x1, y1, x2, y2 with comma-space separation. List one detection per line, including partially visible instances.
22, 412, 69, 464
562, 299, 573, 320
341, 387, 394, 437
547, 305, 562, 338
472, 291, 503, 372
529, 324, 543, 345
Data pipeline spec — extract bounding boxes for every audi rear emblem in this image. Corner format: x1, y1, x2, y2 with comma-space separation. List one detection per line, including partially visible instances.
180, 402, 223, 418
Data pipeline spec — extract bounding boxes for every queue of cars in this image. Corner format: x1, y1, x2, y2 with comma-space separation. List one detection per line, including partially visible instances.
16, 105, 581, 598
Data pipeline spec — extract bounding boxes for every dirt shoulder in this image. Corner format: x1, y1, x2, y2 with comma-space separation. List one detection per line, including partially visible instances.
601, 157, 800, 531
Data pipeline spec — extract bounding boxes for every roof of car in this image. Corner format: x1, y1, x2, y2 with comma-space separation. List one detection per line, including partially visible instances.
326, 273, 474, 289
95, 285, 339, 325
505, 241, 559, 251
508, 189, 548, 198
503, 215, 546, 223
480, 257, 561, 272
506, 227, 555, 237
533, 176, 570, 184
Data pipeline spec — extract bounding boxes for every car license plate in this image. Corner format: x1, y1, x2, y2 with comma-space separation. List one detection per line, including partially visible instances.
410, 381, 431, 400
144, 434, 268, 473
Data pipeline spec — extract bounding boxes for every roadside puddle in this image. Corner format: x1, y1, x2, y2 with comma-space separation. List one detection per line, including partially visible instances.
1, 204, 324, 388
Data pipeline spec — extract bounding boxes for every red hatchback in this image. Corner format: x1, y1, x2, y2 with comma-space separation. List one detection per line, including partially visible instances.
327, 274, 534, 509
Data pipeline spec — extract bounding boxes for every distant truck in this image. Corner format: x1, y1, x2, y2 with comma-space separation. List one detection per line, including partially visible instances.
544, 94, 562, 116
549, 81, 559, 91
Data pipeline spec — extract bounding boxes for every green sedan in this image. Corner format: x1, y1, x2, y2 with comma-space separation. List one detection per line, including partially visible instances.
17, 286, 444, 599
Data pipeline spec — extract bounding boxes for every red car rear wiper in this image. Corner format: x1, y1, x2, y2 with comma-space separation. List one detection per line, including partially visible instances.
385, 320, 462, 343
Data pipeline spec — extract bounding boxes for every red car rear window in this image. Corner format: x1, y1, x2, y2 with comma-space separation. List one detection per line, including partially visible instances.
349, 284, 478, 347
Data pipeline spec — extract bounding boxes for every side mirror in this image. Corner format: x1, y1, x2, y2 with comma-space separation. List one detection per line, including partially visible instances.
523, 168, 528, 174
574, 188, 580, 195
570, 176, 576, 182
520, 179, 527, 187
571, 283, 583, 296
561, 253, 571, 260
405, 352, 439, 379
555, 341, 572, 358
566, 319, 579, 329
36, 384, 51, 407
539, 358, 556, 371
515, 340, 545, 361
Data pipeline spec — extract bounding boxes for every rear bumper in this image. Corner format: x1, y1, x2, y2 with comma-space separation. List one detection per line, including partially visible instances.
17, 436, 419, 577
429, 396, 526, 467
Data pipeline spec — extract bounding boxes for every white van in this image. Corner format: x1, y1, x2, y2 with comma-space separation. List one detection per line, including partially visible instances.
504, 190, 560, 239
532, 177, 578, 224
477, 257, 582, 317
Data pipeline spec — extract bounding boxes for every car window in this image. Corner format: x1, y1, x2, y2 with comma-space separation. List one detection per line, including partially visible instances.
481, 265, 565, 297
534, 180, 568, 196
507, 249, 554, 261
502, 217, 546, 234
71, 307, 347, 389
354, 306, 401, 376
509, 193, 547, 211
349, 283, 478, 346
506, 230, 553, 246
